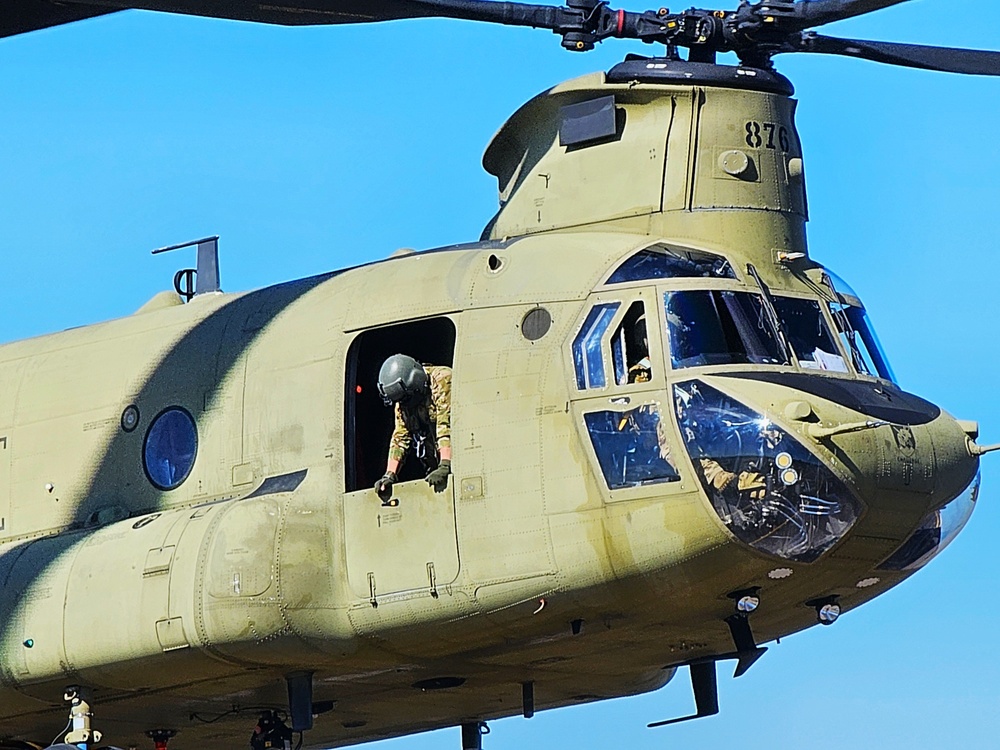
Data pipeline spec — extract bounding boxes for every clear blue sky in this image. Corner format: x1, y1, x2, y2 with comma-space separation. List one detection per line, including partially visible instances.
0, 1, 997, 748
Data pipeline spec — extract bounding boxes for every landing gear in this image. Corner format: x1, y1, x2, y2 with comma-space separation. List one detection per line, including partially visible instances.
62, 686, 103, 750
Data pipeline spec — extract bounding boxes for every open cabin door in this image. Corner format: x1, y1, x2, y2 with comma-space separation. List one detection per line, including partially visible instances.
343, 482, 459, 604
341, 317, 460, 604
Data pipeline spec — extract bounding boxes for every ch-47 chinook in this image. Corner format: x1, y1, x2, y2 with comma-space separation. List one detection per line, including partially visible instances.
0, 1, 998, 749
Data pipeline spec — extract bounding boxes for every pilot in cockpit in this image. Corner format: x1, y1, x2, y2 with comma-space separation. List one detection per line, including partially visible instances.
626, 313, 652, 384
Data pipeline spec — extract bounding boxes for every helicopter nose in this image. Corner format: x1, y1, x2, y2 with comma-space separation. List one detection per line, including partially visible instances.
864, 415, 977, 508
679, 376, 981, 566
791, 396, 980, 554
870, 416, 981, 573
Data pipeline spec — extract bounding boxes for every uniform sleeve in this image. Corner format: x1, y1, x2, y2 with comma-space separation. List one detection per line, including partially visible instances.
388, 403, 411, 463
430, 366, 452, 452
700, 458, 735, 491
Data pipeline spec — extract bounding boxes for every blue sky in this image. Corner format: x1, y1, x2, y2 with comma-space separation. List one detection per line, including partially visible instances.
0, 1, 998, 748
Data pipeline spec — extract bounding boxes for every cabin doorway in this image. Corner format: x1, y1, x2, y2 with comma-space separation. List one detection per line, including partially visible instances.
342, 316, 460, 604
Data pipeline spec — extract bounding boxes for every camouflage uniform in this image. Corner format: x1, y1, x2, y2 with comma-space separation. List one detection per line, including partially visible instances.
387, 364, 452, 469
627, 357, 652, 384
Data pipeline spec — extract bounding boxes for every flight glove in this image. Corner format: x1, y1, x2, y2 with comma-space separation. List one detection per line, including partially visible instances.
425, 460, 451, 492
737, 471, 767, 501
375, 471, 397, 501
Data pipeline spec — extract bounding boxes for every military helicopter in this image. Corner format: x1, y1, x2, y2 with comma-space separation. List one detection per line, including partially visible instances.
0, 1, 996, 744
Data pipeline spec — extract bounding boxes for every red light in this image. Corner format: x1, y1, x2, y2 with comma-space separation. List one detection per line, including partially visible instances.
356, 385, 362, 394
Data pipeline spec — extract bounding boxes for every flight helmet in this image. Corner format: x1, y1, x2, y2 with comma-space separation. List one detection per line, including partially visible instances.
377, 354, 429, 405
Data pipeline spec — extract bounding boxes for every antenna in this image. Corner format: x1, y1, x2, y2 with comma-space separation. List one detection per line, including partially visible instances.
151, 235, 221, 301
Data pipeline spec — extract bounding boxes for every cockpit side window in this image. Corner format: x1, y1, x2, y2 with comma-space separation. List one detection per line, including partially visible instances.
611, 301, 652, 385
772, 296, 848, 373
665, 290, 788, 369
607, 245, 735, 284
573, 303, 620, 389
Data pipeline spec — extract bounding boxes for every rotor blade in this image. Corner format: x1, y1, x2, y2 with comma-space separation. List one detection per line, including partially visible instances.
0, 1, 119, 40
793, 0, 913, 30
794, 33, 1000, 75
58, 0, 560, 28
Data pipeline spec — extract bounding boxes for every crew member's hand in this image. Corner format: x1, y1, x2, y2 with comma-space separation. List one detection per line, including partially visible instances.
425, 460, 451, 492
737, 471, 767, 501
375, 471, 397, 501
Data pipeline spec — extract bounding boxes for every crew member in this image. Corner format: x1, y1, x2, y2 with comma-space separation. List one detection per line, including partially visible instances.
626, 313, 652, 384
374, 354, 452, 502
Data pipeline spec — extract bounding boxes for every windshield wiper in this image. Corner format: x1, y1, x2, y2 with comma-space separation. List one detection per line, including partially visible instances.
745, 263, 792, 365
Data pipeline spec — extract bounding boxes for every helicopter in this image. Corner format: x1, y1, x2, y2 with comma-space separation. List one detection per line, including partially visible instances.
0, 1, 996, 742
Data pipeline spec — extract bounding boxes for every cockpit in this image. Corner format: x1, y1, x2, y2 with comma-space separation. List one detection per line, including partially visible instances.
576, 243, 897, 388
603, 244, 895, 380
571, 243, 909, 562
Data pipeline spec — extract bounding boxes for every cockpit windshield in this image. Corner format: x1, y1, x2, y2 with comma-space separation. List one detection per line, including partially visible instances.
828, 302, 897, 383
665, 290, 860, 375
772, 297, 849, 373
821, 269, 897, 383
665, 290, 787, 368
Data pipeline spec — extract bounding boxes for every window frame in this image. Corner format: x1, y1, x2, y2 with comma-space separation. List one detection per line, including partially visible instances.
569, 290, 665, 395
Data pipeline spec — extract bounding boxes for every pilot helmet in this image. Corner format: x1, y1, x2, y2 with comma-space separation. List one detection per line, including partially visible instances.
377, 354, 429, 405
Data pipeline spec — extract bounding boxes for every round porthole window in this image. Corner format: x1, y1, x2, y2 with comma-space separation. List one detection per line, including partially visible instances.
521, 307, 552, 341
143, 407, 197, 490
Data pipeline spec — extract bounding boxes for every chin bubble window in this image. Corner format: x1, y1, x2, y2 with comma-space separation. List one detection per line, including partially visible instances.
144, 407, 198, 490
674, 380, 861, 562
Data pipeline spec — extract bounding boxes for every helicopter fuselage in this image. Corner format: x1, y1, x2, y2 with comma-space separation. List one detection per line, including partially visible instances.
0, 63, 980, 748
